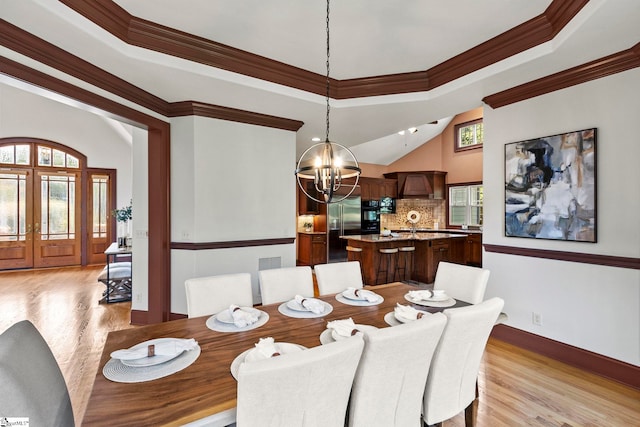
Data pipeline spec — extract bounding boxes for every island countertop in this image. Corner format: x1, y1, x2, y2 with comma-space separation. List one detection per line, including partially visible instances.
341, 233, 466, 242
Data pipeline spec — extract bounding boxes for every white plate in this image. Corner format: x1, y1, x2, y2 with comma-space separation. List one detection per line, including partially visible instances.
394, 309, 429, 324
278, 301, 333, 318
319, 324, 379, 344
118, 338, 185, 367
286, 298, 325, 312
230, 343, 307, 380
404, 293, 456, 308
206, 310, 269, 333
216, 307, 262, 324
383, 312, 402, 327
342, 288, 380, 302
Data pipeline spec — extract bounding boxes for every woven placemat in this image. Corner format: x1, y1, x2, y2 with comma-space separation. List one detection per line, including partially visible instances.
103, 345, 201, 383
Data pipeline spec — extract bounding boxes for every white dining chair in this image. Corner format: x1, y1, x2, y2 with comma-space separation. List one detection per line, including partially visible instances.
236, 335, 365, 427
433, 261, 490, 304
0, 320, 75, 426
422, 297, 504, 427
314, 261, 364, 295
184, 273, 253, 318
258, 266, 314, 305
348, 313, 447, 427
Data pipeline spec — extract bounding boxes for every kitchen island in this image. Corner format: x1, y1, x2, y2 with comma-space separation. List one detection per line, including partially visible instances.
341, 233, 466, 285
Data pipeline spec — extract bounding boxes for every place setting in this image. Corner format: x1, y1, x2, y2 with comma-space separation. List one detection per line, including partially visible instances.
278, 294, 333, 318
404, 289, 456, 308
335, 287, 384, 306
384, 303, 432, 326
230, 337, 307, 380
206, 304, 269, 332
319, 317, 378, 344
103, 337, 201, 383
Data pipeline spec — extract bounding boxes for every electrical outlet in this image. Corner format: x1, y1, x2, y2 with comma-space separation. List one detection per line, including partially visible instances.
181, 230, 190, 240
532, 312, 543, 326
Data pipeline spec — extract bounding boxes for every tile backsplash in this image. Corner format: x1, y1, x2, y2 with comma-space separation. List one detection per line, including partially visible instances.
380, 199, 445, 230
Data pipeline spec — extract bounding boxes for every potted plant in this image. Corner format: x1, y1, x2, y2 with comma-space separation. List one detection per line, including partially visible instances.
303, 222, 313, 232
113, 201, 132, 248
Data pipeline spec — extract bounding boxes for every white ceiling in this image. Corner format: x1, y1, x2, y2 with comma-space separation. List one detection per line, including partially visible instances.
2, 0, 639, 164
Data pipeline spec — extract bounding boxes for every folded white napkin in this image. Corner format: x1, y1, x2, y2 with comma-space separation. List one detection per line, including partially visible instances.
394, 303, 429, 322
294, 295, 325, 314
254, 337, 280, 359
111, 338, 198, 361
408, 290, 432, 301
229, 305, 259, 328
347, 287, 379, 302
327, 318, 359, 338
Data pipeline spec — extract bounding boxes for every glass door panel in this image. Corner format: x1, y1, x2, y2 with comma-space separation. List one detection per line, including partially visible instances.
0, 170, 33, 269
34, 171, 81, 268
87, 172, 113, 264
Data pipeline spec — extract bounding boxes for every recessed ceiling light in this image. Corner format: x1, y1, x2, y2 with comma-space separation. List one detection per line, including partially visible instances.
311, 137, 321, 142
398, 130, 406, 136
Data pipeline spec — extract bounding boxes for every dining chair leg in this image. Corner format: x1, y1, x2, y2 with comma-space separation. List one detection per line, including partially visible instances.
464, 399, 478, 427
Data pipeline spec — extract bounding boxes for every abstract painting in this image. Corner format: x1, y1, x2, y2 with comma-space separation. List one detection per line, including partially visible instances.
505, 128, 596, 242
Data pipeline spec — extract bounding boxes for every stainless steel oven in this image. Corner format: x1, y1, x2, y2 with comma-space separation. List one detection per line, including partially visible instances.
361, 200, 380, 234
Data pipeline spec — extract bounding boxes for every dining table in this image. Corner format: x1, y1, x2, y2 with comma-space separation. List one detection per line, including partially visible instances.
83, 281, 467, 426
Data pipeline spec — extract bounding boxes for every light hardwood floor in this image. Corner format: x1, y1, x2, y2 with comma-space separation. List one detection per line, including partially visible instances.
0, 266, 638, 426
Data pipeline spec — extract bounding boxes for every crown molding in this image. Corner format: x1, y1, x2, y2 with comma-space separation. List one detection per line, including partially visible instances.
483, 42, 640, 108
58, 0, 589, 99
168, 101, 304, 131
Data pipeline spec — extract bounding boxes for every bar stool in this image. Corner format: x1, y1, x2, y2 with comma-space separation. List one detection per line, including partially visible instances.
396, 245, 415, 282
346, 245, 364, 278
376, 247, 399, 284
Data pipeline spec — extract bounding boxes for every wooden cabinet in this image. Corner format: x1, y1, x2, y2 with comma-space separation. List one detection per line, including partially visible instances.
426, 239, 449, 283
297, 233, 327, 266
359, 177, 397, 201
298, 180, 320, 214
465, 233, 482, 266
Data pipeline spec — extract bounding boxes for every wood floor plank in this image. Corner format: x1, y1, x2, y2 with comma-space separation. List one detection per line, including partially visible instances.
1, 266, 638, 426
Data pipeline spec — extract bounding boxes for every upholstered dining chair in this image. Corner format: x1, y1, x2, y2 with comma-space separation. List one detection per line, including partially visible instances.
314, 261, 364, 295
236, 335, 365, 427
258, 266, 314, 305
185, 272, 253, 318
433, 261, 490, 304
0, 320, 75, 426
422, 297, 504, 427
348, 313, 447, 427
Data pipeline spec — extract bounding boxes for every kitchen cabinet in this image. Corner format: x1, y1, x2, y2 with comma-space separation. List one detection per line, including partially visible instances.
465, 233, 482, 266
298, 179, 324, 215
297, 233, 327, 267
426, 239, 449, 283
359, 177, 397, 201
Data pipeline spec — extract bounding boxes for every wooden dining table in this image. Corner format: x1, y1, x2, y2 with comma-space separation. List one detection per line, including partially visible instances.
83, 281, 464, 426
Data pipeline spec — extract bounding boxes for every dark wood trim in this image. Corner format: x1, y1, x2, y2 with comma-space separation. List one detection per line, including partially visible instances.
168, 101, 304, 132
454, 118, 483, 153
0, 21, 307, 132
484, 244, 640, 270
483, 42, 640, 108
58, 0, 588, 99
171, 237, 296, 250
491, 324, 640, 390
129, 309, 147, 326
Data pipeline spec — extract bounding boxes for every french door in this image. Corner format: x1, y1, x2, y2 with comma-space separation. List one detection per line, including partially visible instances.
0, 168, 82, 269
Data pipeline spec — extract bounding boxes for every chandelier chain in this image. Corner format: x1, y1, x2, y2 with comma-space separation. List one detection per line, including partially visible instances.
325, 0, 330, 142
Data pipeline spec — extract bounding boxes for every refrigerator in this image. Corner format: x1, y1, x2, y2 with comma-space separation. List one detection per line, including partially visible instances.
327, 196, 362, 263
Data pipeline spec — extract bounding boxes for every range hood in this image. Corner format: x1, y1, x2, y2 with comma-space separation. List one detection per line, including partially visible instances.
384, 171, 447, 199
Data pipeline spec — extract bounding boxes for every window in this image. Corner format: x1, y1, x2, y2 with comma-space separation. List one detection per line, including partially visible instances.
449, 184, 483, 227
454, 119, 483, 152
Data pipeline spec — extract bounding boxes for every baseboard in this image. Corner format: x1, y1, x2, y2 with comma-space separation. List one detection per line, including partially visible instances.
130, 309, 148, 325
491, 324, 639, 390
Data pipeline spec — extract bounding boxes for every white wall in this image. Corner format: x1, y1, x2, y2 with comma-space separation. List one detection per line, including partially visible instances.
0, 84, 134, 208
131, 127, 149, 311
483, 68, 640, 365
171, 116, 297, 311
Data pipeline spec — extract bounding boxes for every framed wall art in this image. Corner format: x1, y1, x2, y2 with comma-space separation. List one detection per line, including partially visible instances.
504, 128, 596, 242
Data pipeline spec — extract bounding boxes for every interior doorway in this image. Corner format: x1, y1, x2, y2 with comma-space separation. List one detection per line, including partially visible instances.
0, 138, 116, 270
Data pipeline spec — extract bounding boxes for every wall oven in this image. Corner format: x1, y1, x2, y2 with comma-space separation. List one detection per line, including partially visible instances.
361, 200, 380, 234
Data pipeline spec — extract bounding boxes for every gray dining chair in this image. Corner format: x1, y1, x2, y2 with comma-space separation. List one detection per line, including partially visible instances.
258, 266, 314, 305
433, 261, 490, 304
348, 313, 447, 427
0, 320, 75, 426
184, 272, 253, 318
314, 261, 364, 295
422, 297, 504, 427
236, 335, 364, 427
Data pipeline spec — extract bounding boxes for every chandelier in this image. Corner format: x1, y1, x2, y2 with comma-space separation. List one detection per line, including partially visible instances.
295, 0, 361, 204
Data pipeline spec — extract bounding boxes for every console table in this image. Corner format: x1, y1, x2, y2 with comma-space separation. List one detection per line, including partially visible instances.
98, 242, 132, 303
